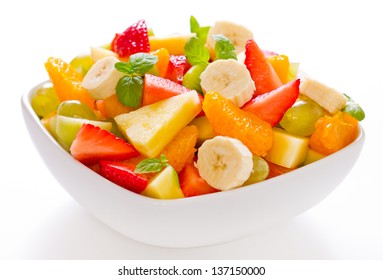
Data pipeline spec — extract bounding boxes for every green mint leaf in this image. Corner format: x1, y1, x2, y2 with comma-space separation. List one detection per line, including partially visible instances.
190, 15, 200, 33
196, 26, 210, 44
135, 154, 169, 173
190, 16, 210, 44
184, 36, 210, 66
213, 34, 237, 60
115, 61, 134, 75
115, 75, 143, 108
129, 53, 158, 75
160, 154, 169, 166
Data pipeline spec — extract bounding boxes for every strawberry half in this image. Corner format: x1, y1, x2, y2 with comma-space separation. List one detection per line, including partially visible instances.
245, 39, 282, 97
70, 123, 139, 165
179, 163, 219, 197
165, 55, 190, 84
242, 79, 300, 127
111, 19, 150, 58
100, 160, 148, 193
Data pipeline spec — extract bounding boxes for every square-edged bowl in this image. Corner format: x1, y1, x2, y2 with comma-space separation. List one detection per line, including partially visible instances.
21, 81, 365, 248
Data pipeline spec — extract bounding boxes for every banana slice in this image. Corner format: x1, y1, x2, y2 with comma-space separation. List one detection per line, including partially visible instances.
197, 136, 253, 191
300, 77, 347, 114
206, 21, 253, 55
200, 59, 255, 107
82, 56, 124, 100
90, 46, 118, 63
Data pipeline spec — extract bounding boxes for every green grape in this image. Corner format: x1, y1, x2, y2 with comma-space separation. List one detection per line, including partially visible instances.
70, 54, 93, 77
279, 99, 324, 137
57, 100, 97, 120
182, 64, 207, 93
244, 155, 269, 186
343, 100, 365, 121
31, 82, 60, 118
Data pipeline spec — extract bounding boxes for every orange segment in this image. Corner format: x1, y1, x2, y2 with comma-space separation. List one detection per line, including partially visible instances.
44, 57, 95, 109
103, 94, 134, 118
151, 48, 170, 77
267, 54, 290, 84
202, 91, 273, 157
161, 125, 198, 173
309, 112, 359, 155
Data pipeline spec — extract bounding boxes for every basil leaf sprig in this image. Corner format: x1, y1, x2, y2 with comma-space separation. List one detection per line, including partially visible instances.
115, 53, 158, 108
190, 15, 210, 44
212, 34, 237, 60
135, 154, 169, 173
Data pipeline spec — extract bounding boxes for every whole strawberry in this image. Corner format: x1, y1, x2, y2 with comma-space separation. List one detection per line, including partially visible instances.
111, 19, 150, 58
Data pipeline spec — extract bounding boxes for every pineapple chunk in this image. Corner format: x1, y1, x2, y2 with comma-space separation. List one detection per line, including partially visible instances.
264, 128, 309, 168
114, 91, 201, 158
149, 33, 195, 55
189, 116, 215, 146
303, 148, 326, 166
141, 166, 184, 199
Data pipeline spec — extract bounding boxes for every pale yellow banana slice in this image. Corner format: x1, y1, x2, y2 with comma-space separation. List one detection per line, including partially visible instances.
206, 21, 253, 54
197, 136, 253, 191
82, 56, 124, 100
90, 46, 117, 63
200, 59, 255, 107
299, 77, 347, 114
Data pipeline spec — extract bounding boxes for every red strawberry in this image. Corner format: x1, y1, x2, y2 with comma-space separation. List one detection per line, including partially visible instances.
70, 124, 139, 164
245, 39, 282, 96
111, 19, 150, 58
100, 160, 148, 193
179, 163, 219, 197
242, 79, 300, 127
165, 55, 190, 84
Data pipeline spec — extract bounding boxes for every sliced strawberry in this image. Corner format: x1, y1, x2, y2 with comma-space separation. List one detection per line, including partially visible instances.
70, 124, 139, 164
142, 74, 190, 106
165, 55, 189, 84
242, 79, 300, 127
245, 39, 282, 96
179, 163, 219, 197
111, 19, 150, 58
99, 160, 148, 193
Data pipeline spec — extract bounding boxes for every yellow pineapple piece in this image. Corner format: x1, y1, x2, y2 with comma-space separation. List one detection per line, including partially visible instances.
264, 128, 309, 168
141, 166, 184, 199
114, 91, 201, 158
189, 116, 215, 146
149, 34, 195, 55
303, 148, 326, 166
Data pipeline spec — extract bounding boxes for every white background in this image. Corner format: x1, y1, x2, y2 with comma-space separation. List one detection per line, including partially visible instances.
1, 0, 382, 269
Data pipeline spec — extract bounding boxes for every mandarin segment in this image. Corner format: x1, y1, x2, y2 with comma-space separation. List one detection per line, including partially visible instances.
309, 112, 359, 155
161, 125, 198, 173
103, 94, 134, 118
151, 48, 170, 77
202, 91, 273, 157
45, 57, 95, 109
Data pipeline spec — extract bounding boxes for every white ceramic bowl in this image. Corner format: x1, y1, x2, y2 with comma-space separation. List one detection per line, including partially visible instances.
21, 81, 365, 248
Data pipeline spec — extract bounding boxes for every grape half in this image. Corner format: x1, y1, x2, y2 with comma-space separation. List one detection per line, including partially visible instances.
279, 98, 324, 137
243, 155, 269, 186
31, 82, 60, 118
70, 54, 93, 77
57, 100, 97, 120
182, 64, 207, 93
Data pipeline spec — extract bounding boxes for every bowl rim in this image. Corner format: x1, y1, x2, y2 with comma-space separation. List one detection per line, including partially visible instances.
22, 80, 366, 207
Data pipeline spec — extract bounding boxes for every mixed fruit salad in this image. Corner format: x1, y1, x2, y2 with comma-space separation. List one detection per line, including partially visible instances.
31, 16, 365, 199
